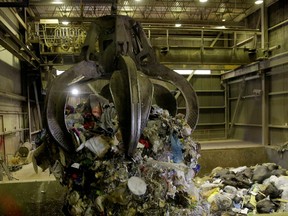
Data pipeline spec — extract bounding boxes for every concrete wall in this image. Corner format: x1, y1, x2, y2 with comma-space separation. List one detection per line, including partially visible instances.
225, 0, 288, 145
198, 146, 287, 177
0, 43, 25, 160
190, 74, 226, 141
266, 147, 288, 169
226, 69, 288, 145
268, 0, 288, 55
227, 77, 263, 143
198, 146, 269, 176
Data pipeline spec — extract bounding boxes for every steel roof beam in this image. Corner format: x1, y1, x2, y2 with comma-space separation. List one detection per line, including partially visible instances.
0, 20, 40, 68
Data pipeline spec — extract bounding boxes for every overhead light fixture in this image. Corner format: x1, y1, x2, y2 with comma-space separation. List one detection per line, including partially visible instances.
199, 0, 208, 2
174, 70, 193, 75
62, 21, 69, 25
194, 70, 211, 75
39, 19, 59, 24
173, 69, 211, 75
175, 16, 181, 27
215, 25, 226, 29
52, 0, 64, 4
255, 0, 263, 4
71, 88, 79, 95
61, 15, 69, 25
56, 70, 64, 75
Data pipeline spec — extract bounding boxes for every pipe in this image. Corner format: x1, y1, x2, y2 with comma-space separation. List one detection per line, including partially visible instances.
0, 128, 29, 135
232, 123, 262, 127
261, 2, 268, 50
268, 18, 288, 31
227, 75, 260, 85
0, 91, 26, 101
33, 81, 43, 129
0, 111, 27, 115
268, 125, 288, 129
268, 91, 288, 96
155, 47, 251, 65
236, 36, 254, 47
228, 79, 246, 138
268, 45, 281, 51
166, 29, 169, 51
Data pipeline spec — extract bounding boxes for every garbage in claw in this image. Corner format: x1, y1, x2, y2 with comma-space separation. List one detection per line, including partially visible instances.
35, 96, 207, 215
60, 101, 206, 215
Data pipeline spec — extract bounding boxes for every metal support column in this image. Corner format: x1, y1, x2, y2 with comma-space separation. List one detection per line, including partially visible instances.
261, 1, 268, 51
228, 79, 246, 138
224, 82, 229, 139
261, 72, 269, 145
261, 1, 269, 145
166, 29, 169, 51
33, 81, 43, 129
27, 85, 32, 142
200, 30, 204, 63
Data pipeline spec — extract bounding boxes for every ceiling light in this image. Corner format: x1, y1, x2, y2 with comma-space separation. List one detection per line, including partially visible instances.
52, 0, 64, 4
39, 19, 59, 24
71, 88, 79, 95
194, 70, 211, 75
56, 70, 64, 75
173, 69, 211, 75
255, 0, 263, 4
62, 21, 69, 25
175, 23, 182, 27
61, 15, 69, 25
215, 25, 226, 29
199, 0, 208, 2
174, 70, 193, 75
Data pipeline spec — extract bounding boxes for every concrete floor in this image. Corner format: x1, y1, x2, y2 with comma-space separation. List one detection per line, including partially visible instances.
1, 163, 55, 182
0, 164, 64, 215
0, 180, 66, 216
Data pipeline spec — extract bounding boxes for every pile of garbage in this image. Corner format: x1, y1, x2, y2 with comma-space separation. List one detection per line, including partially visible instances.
37, 92, 288, 215
195, 163, 288, 215
37, 94, 209, 215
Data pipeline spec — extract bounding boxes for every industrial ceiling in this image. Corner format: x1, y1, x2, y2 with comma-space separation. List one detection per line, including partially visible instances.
0, 0, 279, 70
21, 0, 272, 27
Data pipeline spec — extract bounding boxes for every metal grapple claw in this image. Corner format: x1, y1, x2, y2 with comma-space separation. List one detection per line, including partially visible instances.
44, 15, 198, 157
44, 61, 103, 152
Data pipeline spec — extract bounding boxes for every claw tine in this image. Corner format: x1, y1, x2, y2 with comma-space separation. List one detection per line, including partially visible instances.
110, 55, 153, 157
